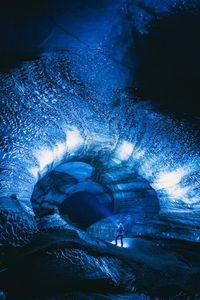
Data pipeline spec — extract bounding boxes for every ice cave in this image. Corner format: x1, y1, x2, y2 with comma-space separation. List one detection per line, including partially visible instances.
0, 0, 200, 299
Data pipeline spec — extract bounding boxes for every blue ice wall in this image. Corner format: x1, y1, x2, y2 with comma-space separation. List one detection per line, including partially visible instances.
0, 0, 199, 246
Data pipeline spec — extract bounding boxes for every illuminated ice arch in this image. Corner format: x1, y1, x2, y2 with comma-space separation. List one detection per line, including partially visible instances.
29, 131, 199, 217
30, 157, 160, 231
0, 112, 199, 247
0, 30, 199, 248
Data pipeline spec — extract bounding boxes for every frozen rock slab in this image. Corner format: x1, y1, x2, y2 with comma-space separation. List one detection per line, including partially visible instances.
0, 229, 135, 299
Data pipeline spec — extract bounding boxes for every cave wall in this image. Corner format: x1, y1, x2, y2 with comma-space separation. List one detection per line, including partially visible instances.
0, 0, 199, 247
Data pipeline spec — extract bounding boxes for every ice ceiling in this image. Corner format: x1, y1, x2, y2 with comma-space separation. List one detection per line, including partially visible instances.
0, 0, 200, 246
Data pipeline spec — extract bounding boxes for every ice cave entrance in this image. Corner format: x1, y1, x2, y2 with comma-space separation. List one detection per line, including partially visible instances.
31, 160, 160, 241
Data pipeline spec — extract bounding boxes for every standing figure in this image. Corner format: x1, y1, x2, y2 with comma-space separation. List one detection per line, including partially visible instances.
115, 222, 124, 247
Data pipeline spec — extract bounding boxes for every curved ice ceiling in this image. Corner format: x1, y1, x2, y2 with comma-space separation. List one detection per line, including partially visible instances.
0, 0, 200, 246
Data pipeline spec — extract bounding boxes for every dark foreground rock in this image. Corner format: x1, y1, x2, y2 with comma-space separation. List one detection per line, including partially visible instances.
0, 225, 200, 300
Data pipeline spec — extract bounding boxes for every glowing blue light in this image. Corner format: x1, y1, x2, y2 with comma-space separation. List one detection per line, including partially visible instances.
153, 168, 187, 189
29, 127, 84, 176
35, 148, 57, 172
65, 128, 83, 151
151, 168, 199, 204
116, 141, 133, 161
110, 238, 130, 248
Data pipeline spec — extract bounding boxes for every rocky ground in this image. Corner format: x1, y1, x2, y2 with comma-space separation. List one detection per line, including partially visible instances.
0, 223, 200, 300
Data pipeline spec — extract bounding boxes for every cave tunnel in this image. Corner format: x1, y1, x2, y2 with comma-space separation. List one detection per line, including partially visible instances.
31, 159, 160, 240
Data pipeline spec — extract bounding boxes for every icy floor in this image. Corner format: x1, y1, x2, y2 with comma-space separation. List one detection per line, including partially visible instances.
1, 226, 200, 300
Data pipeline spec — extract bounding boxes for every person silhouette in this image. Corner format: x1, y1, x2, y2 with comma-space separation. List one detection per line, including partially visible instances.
115, 222, 124, 247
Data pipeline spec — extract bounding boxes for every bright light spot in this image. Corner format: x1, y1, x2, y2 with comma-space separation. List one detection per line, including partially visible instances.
166, 185, 189, 198
53, 142, 66, 159
33, 143, 66, 173
152, 168, 194, 203
29, 167, 39, 178
30, 127, 84, 175
153, 168, 187, 189
65, 128, 83, 151
110, 240, 129, 248
117, 141, 133, 161
37, 148, 54, 171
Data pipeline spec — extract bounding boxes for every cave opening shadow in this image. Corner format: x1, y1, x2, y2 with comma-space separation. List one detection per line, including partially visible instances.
59, 191, 113, 230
